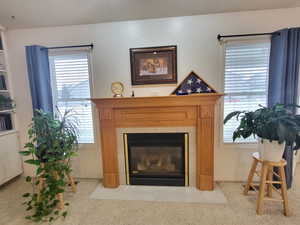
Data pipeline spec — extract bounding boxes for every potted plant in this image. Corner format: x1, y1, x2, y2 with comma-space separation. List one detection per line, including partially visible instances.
224, 104, 300, 161
19, 109, 78, 222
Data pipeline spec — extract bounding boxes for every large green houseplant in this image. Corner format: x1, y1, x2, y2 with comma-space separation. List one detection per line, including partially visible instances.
224, 104, 300, 161
19, 110, 78, 222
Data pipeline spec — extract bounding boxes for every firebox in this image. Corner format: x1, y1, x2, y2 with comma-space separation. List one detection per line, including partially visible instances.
123, 133, 188, 186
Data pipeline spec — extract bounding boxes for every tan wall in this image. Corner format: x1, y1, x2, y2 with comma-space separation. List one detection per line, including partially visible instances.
5, 7, 300, 181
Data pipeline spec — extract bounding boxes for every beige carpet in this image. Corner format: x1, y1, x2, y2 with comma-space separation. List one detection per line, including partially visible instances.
0, 166, 300, 225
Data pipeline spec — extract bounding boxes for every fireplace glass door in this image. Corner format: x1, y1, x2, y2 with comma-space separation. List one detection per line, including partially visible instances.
124, 133, 188, 186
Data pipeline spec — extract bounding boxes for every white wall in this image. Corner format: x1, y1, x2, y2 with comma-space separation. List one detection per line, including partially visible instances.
5, 7, 300, 181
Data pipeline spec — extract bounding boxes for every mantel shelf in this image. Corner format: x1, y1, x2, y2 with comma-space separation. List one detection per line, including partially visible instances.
92, 93, 223, 108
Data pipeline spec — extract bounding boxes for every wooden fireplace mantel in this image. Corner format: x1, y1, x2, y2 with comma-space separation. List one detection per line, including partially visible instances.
92, 93, 223, 190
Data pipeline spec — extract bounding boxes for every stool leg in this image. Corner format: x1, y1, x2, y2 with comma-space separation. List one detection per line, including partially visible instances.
267, 166, 273, 197
279, 165, 290, 216
244, 158, 258, 195
53, 171, 64, 210
37, 176, 44, 202
67, 172, 77, 193
56, 193, 64, 210
256, 162, 268, 215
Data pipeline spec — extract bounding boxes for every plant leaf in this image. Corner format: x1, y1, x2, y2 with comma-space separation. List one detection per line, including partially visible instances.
24, 143, 34, 148
62, 211, 67, 218
25, 176, 32, 182
24, 159, 40, 166
224, 111, 242, 124
22, 193, 30, 198
19, 151, 31, 156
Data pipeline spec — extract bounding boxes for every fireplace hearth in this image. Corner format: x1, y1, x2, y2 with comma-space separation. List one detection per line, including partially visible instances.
124, 133, 188, 186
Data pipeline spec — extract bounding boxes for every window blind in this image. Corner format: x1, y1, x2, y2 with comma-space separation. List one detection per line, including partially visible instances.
49, 51, 94, 143
223, 41, 270, 143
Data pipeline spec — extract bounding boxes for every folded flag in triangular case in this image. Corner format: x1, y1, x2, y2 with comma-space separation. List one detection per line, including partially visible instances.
171, 71, 216, 95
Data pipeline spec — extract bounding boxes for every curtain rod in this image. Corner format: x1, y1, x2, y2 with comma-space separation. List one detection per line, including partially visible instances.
41, 44, 94, 50
217, 32, 280, 41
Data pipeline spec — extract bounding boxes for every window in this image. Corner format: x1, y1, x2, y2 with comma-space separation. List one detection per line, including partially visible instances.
49, 50, 94, 143
223, 41, 270, 143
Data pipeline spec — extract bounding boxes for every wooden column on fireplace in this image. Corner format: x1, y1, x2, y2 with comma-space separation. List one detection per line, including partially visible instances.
92, 93, 223, 190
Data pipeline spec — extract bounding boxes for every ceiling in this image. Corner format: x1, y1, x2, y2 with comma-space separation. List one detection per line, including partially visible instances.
1, 0, 300, 29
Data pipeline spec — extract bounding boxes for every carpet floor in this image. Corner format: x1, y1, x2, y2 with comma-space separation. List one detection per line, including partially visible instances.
0, 165, 300, 225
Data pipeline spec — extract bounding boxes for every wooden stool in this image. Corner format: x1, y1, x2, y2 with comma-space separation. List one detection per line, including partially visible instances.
38, 169, 77, 210
244, 152, 290, 216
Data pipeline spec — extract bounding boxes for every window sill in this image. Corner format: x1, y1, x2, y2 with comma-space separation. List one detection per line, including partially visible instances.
223, 142, 258, 145
223, 142, 258, 150
77, 143, 97, 150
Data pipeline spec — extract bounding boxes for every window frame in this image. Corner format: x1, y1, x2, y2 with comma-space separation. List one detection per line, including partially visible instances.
49, 49, 96, 144
222, 39, 271, 144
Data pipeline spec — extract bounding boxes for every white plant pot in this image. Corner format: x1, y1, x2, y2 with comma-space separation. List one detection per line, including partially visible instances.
258, 138, 285, 162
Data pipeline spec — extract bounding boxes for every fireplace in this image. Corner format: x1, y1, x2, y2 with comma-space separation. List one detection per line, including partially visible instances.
123, 133, 188, 186
92, 94, 222, 190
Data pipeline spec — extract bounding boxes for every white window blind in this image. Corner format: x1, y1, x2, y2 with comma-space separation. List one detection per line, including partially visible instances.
49, 51, 94, 143
223, 41, 270, 143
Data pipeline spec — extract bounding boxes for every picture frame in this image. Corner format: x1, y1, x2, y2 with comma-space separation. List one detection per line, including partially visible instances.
130, 45, 177, 85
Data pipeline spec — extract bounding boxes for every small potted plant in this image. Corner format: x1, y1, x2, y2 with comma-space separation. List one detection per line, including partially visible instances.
224, 104, 300, 161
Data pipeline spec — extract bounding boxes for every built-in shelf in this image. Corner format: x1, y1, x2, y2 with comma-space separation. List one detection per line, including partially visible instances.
0, 129, 17, 137
0, 109, 13, 113
0, 28, 22, 186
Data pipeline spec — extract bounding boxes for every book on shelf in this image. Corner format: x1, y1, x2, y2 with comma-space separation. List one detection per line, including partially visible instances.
0, 75, 6, 90
0, 102, 12, 110
0, 94, 13, 110
0, 113, 12, 131
0, 37, 3, 50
